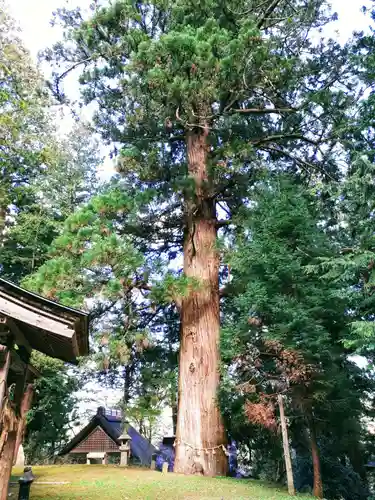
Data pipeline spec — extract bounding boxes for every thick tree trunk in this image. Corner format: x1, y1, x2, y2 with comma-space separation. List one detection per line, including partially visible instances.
278, 395, 295, 496
309, 423, 323, 498
0, 430, 17, 500
174, 130, 227, 477
169, 342, 178, 436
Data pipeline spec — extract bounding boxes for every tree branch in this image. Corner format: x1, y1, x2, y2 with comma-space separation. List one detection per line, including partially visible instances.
176, 107, 210, 132
262, 145, 336, 181
125, 280, 153, 293
56, 57, 96, 83
251, 134, 319, 147
216, 202, 232, 219
257, 0, 283, 29
232, 107, 296, 115
90, 300, 118, 321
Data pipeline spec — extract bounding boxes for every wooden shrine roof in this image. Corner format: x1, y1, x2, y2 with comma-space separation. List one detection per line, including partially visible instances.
0, 278, 89, 363
60, 407, 157, 465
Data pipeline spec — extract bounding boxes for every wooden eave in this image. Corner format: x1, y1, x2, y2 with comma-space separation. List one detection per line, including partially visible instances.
0, 279, 89, 364
59, 414, 121, 455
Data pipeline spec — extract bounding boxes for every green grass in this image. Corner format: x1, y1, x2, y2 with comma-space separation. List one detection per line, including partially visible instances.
10, 465, 313, 499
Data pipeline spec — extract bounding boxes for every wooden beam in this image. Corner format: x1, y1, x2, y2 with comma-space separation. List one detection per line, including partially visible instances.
0, 315, 9, 335
10, 349, 27, 375
6, 318, 31, 353
0, 294, 75, 339
0, 346, 11, 414
26, 364, 40, 380
0, 290, 73, 326
71, 332, 79, 358
13, 357, 29, 408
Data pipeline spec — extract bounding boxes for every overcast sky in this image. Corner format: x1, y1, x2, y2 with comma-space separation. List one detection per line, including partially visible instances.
9, 0, 372, 60
9, 0, 87, 60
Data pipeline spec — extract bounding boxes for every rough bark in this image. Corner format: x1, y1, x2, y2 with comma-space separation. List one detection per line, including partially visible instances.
278, 395, 295, 496
0, 401, 18, 500
13, 383, 34, 465
0, 430, 17, 500
309, 422, 323, 498
168, 341, 178, 435
0, 344, 19, 499
174, 129, 227, 476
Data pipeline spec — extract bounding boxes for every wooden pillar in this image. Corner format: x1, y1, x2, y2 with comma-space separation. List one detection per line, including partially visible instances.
0, 346, 11, 413
13, 384, 34, 465
0, 344, 24, 500
278, 394, 295, 496
0, 430, 17, 500
0, 346, 12, 500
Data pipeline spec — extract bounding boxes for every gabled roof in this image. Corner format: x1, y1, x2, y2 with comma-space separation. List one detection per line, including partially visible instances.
60, 407, 157, 465
0, 278, 89, 363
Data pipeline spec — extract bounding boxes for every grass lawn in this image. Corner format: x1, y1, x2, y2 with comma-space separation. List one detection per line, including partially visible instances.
10, 465, 313, 499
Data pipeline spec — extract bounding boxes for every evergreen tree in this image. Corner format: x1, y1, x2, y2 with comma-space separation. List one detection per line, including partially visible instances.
314, 15, 375, 358
0, 2, 100, 282
24, 182, 179, 438
220, 175, 372, 497
0, 1, 52, 243
34, 0, 358, 475
1, 123, 100, 282
316, 156, 375, 358
0, 5, 103, 464
24, 352, 80, 464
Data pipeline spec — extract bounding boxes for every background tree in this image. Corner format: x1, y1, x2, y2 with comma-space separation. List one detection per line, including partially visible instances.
313, 9, 375, 361
124, 395, 164, 444
23, 182, 179, 438
0, 2, 103, 463
0, 0, 51, 244
220, 175, 372, 498
24, 352, 80, 464
0, 123, 100, 282
35, 0, 359, 476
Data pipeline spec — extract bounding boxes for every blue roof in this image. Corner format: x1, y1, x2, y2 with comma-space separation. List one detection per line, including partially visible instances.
60, 407, 157, 465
